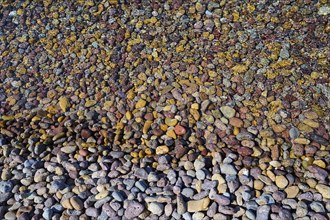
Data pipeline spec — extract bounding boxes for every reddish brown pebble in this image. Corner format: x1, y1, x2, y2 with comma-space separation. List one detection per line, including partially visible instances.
144, 113, 154, 120
49, 126, 64, 136
81, 129, 92, 139
229, 118, 244, 128
79, 149, 88, 157
153, 129, 164, 136
174, 124, 186, 135
237, 147, 253, 156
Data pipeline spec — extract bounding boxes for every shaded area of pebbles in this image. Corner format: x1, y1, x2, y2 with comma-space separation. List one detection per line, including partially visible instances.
0, 1, 330, 220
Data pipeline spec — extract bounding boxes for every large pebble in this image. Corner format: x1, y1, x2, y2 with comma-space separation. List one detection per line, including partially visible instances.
187, 198, 210, 212
220, 106, 236, 118
256, 205, 270, 220
124, 201, 145, 219
70, 197, 84, 211
148, 202, 164, 216
315, 184, 330, 199
220, 164, 237, 175
275, 176, 288, 189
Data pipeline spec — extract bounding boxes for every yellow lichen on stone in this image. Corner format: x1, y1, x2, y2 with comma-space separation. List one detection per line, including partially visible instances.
135, 99, 147, 109
247, 4, 255, 13
143, 121, 153, 134
232, 11, 240, 22
166, 129, 177, 139
85, 100, 96, 107
126, 111, 132, 120
165, 118, 178, 127
156, 145, 169, 155
232, 64, 248, 74
1, 115, 15, 121
176, 45, 184, 53
59, 96, 70, 112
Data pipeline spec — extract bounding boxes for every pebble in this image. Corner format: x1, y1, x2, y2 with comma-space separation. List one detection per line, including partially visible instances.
156, 146, 170, 155
124, 201, 145, 219
194, 159, 205, 170
177, 195, 187, 215
112, 191, 125, 202
86, 207, 99, 217
275, 176, 289, 189
279, 208, 293, 220
319, 5, 330, 15
196, 170, 206, 180
174, 124, 186, 135
60, 146, 76, 154
293, 138, 310, 145
289, 127, 299, 139
148, 202, 164, 216
134, 168, 148, 179
135, 99, 147, 108
315, 184, 330, 199
236, 131, 254, 141
310, 201, 325, 213
182, 188, 195, 198
0, 181, 13, 193
4, 212, 16, 220
229, 117, 244, 127
187, 198, 210, 212
70, 197, 84, 211
42, 208, 53, 220
220, 164, 237, 175
296, 201, 308, 217
256, 205, 270, 220
285, 186, 300, 199
254, 180, 265, 190
164, 203, 172, 216
220, 106, 236, 118
280, 47, 290, 59
214, 194, 231, 206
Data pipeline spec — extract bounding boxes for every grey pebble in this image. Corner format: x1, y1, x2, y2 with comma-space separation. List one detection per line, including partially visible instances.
196, 169, 206, 180
135, 180, 148, 192
182, 188, 195, 198
124, 200, 145, 219
220, 164, 237, 175
289, 127, 299, 139
0, 193, 13, 203
148, 202, 164, 216
134, 168, 148, 179
246, 209, 256, 220
85, 207, 99, 217
310, 201, 325, 213
256, 194, 275, 205
102, 203, 117, 218
236, 131, 255, 140
296, 201, 308, 217
279, 46, 290, 59
279, 208, 293, 220
183, 212, 192, 220
177, 195, 186, 215
256, 205, 270, 220
311, 214, 328, 220
42, 208, 53, 220
112, 191, 125, 202
164, 203, 173, 216
0, 181, 13, 193
214, 194, 231, 206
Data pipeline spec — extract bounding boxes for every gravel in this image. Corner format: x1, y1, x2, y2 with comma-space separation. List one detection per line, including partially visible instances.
0, 1, 329, 220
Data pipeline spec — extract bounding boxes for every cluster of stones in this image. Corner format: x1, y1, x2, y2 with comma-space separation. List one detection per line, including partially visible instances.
0, 0, 329, 220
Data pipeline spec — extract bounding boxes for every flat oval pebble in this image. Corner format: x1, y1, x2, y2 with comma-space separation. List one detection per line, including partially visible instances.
275, 176, 289, 189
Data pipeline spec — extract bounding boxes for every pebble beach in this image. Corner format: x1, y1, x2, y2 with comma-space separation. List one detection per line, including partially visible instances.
0, 1, 330, 220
